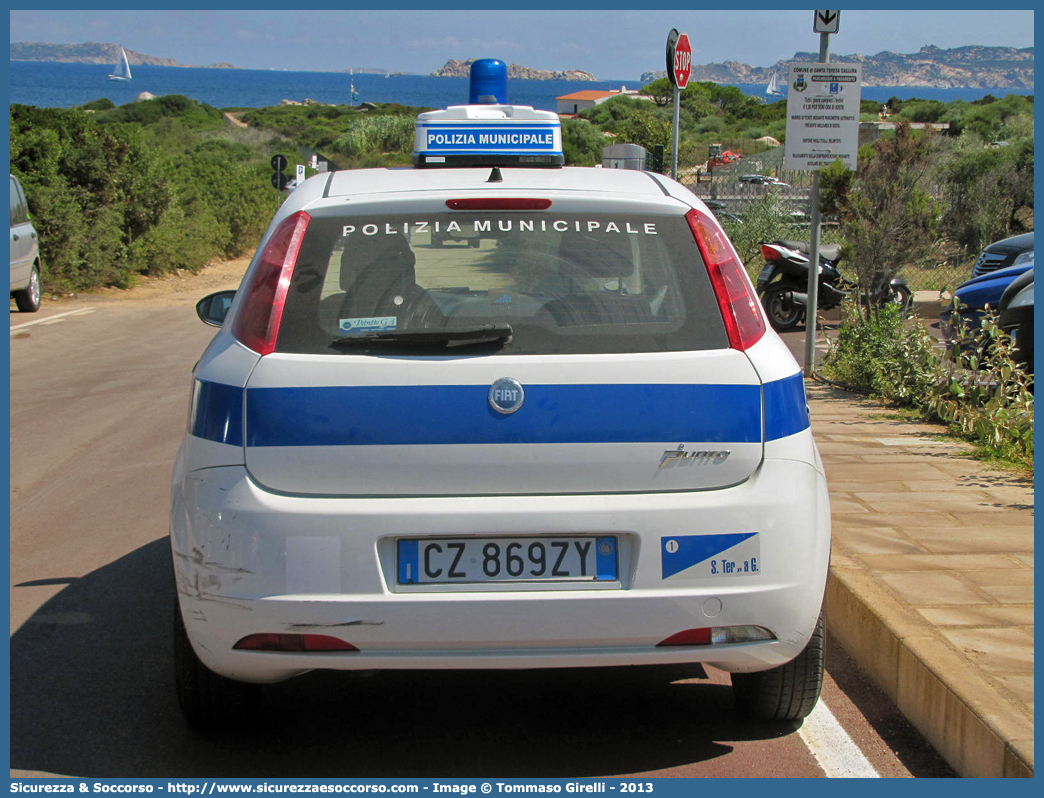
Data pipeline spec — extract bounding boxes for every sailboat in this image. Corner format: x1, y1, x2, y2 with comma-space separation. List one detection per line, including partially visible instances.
108, 47, 132, 81
765, 72, 783, 98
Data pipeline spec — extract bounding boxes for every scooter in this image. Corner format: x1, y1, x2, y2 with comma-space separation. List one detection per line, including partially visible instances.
755, 240, 912, 331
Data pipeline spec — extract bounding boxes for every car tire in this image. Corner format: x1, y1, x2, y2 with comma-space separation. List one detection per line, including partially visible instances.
762, 283, 803, 332
731, 614, 824, 721
173, 595, 252, 729
13, 264, 42, 313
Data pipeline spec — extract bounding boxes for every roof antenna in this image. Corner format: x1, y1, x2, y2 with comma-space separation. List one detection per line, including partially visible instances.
487, 165, 503, 183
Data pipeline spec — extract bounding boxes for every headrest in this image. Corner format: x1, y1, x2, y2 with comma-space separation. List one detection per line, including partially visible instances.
340, 234, 417, 291
557, 231, 635, 279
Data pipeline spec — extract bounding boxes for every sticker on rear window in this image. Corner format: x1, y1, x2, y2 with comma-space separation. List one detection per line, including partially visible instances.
339, 316, 397, 335
661, 533, 760, 579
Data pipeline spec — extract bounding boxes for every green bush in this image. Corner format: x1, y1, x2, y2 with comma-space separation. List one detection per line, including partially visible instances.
10, 102, 276, 292
822, 302, 1033, 467
96, 94, 225, 129
695, 116, 725, 135
82, 98, 115, 111
10, 106, 176, 290
561, 118, 605, 166
822, 303, 941, 402
331, 115, 416, 160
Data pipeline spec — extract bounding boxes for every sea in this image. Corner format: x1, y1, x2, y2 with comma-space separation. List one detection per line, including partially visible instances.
7, 60, 1035, 112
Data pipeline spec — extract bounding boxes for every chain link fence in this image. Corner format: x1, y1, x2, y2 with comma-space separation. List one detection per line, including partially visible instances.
664, 143, 972, 295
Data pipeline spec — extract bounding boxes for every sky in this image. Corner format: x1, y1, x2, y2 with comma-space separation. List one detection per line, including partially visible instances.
9, 7, 1036, 80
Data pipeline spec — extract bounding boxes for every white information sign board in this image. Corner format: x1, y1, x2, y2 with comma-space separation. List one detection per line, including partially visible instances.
784, 62, 862, 171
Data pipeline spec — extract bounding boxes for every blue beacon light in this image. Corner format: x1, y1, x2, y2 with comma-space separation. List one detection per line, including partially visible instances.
469, 59, 508, 104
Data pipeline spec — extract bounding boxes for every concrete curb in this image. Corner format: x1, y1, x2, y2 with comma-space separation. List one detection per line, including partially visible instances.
824, 565, 1034, 777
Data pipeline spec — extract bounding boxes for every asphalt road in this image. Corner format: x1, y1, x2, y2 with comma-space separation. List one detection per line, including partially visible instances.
9, 297, 954, 779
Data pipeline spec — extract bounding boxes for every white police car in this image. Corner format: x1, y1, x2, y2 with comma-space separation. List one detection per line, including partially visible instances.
172, 61, 830, 728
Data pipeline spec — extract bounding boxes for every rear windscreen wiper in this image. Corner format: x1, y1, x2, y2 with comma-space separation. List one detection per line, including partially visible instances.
331, 323, 513, 349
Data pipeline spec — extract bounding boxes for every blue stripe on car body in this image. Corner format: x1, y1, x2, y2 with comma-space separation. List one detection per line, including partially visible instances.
191, 380, 244, 447
191, 372, 809, 447
763, 372, 809, 441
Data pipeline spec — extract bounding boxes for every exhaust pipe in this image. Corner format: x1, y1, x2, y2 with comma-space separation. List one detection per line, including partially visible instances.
785, 291, 809, 310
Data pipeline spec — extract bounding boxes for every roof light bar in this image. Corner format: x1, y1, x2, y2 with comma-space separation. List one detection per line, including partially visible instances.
413, 60, 564, 169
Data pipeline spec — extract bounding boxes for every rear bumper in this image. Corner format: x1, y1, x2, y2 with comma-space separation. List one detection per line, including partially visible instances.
171, 457, 830, 683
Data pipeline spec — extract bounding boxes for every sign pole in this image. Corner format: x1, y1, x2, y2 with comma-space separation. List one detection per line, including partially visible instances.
671, 85, 681, 180
803, 28, 831, 378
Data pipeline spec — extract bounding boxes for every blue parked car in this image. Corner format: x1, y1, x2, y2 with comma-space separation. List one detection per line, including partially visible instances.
940, 261, 1033, 346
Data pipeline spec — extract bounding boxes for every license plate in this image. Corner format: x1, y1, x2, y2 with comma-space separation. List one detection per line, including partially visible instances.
758, 264, 775, 282
397, 536, 618, 585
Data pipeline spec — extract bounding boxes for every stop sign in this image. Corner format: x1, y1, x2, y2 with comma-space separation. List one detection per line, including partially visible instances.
672, 33, 692, 89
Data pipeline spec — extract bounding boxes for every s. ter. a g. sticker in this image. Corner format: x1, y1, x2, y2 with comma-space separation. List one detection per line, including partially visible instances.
661, 533, 761, 579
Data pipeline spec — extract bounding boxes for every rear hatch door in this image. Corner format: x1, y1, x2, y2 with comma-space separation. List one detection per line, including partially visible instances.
243, 350, 764, 496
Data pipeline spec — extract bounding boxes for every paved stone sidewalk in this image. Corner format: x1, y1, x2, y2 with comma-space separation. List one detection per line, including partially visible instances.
807, 381, 1033, 778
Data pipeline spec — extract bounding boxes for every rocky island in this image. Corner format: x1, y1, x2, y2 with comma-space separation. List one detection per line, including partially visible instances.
640, 45, 1033, 89
431, 59, 596, 82
10, 41, 235, 69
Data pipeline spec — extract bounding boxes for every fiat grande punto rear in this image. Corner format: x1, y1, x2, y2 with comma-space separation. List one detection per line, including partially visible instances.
171, 63, 830, 729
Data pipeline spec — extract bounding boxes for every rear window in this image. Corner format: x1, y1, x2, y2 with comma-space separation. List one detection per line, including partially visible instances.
276, 212, 728, 355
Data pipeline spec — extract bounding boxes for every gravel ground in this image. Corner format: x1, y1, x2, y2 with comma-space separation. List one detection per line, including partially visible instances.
29, 256, 253, 311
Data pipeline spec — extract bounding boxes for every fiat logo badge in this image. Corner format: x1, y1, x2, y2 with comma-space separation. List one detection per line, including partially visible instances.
488, 377, 525, 415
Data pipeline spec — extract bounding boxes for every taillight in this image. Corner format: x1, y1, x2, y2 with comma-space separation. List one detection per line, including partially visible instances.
446, 198, 552, 210
760, 243, 783, 261
687, 207, 766, 351
233, 633, 358, 652
231, 211, 310, 355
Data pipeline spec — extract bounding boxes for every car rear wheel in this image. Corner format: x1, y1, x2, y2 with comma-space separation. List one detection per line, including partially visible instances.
762, 283, 803, 332
731, 614, 824, 721
173, 595, 252, 729
13, 264, 41, 313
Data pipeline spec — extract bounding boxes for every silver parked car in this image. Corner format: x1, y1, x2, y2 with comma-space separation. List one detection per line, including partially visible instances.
10, 174, 41, 313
